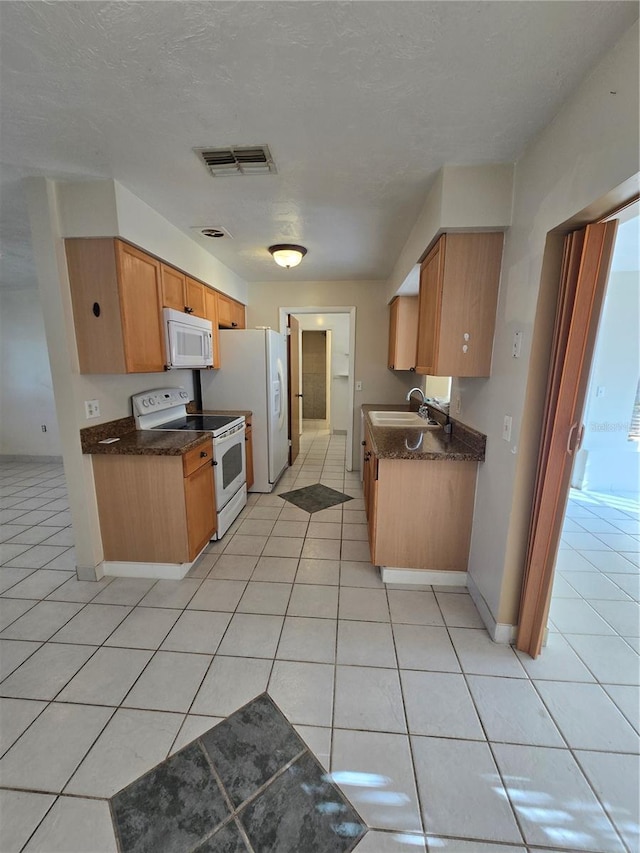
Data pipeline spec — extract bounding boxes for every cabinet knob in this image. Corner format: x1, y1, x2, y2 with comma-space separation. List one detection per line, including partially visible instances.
231, 322, 238, 327
390, 364, 394, 370
364, 451, 371, 461
92, 302, 101, 317
296, 394, 303, 398
245, 436, 249, 441
361, 440, 366, 446
200, 451, 208, 458
184, 306, 194, 314
410, 366, 416, 372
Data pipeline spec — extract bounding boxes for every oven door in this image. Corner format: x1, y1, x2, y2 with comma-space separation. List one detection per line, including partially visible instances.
214, 427, 246, 508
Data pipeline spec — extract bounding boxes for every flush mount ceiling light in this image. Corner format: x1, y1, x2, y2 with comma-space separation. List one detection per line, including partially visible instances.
268, 244, 307, 269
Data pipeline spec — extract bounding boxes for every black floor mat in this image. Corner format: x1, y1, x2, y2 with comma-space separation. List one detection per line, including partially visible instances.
279, 483, 353, 513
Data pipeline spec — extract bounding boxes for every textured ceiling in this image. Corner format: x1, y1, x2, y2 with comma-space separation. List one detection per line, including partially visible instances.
0, 1, 637, 288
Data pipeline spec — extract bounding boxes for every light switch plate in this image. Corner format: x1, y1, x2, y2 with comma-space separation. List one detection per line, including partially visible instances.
512, 331, 523, 358
502, 415, 512, 442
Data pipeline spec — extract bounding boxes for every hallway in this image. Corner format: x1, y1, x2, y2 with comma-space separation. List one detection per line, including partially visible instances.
0, 432, 638, 851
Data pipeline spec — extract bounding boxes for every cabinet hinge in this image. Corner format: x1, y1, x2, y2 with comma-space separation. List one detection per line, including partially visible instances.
288, 439, 292, 447
286, 327, 291, 336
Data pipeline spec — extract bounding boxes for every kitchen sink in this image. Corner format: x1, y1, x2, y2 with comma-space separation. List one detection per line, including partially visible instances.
368, 411, 441, 429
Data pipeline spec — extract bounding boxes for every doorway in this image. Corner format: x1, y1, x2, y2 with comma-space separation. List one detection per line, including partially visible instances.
518, 200, 639, 658
301, 330, 331, 423
545, 208, 639, 663
279, 306, 356, 471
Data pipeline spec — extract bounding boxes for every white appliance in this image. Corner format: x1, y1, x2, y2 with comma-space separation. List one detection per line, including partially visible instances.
200, 328, 289, 492
163, 307, 213, 369
131, 388, 247, 539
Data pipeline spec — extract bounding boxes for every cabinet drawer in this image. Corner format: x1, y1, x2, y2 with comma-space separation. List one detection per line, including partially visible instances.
183, 440, 214, 477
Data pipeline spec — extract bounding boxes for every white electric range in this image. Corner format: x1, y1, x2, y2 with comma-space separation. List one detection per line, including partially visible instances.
132, 388, 247, 538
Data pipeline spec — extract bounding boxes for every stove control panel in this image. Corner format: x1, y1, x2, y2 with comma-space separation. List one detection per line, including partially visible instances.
131, 387, 189, 416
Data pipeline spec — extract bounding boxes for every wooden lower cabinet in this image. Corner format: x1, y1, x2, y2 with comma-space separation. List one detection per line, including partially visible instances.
93, 441, 216, 563
245, 419, 254, 491
364, 427, 476, 571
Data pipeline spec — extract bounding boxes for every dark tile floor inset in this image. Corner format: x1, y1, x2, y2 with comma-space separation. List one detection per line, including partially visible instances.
194, 819, 249, 852
110, 742, 230, 853
201, 693, 306, 806
279, 483, 353, 513
110, 693, 367, 853
240, 751, 366, 853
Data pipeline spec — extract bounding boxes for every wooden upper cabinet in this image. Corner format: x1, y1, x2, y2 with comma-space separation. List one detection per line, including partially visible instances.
185, 277, 207, 319
161, 265, 207, 319
217, 292, 246, 329
388, 296, 419, 371
204, 287, 221, 368
160, 264, 187, 312
415, 240, 443, 376
66, 238, 164, 374
416, 233, 504, 378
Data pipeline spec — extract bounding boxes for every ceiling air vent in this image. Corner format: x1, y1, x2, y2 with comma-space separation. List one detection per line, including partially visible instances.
196, 145, 276, 177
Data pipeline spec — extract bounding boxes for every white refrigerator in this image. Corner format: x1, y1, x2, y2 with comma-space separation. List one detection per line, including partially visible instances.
200, 329, 289, 492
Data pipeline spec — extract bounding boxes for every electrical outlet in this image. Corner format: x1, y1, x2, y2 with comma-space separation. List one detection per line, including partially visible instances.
355, 380, 363, 392
596, 386, 606, 398
41, 424, 47, 432
503, 415, 512, 442
85, 399, 100, 419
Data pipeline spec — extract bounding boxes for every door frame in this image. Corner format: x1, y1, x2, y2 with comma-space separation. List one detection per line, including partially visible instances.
515, 185, 638, 657
279, 306, 356, 471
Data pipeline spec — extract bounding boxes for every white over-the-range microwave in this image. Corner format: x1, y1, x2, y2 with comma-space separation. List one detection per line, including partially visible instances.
163, 307, 213, 369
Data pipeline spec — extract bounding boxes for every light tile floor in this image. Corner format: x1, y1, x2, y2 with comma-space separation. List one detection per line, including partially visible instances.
0, 433, 638, 852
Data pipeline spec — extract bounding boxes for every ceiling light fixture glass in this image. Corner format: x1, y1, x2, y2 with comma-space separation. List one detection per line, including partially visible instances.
268, 244, 307, 269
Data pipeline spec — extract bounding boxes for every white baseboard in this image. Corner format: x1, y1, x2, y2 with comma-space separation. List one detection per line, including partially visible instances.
381, 567, 467, 587
101, 560, 192, 580
466, 574, 518, 644
76, 564, 104, 582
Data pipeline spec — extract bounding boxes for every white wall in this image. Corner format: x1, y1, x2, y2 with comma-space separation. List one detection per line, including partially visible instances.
247, 280, 419, 464
295, 313, 351, 432
577, 265, 640, 492
0, 287, 61, 456
58, 180, 248, 304
386, 164, 514, 301
461, 22, 640, 626
24, 177, 248, 578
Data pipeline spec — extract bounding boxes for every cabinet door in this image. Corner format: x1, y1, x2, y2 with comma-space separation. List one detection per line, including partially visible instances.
184, 460, 216, 561
388, 296, 419, 371
415, 238, 444, 375
115, 242, 165, 373
161, 264, 187, 311
186, 277, 207, 319
367, 454, 378, 562
217, 293, 246, 329
66, 238, 127, 374
388, 298, 399, 369
204, 288, 221, 368
245, 426, 254, 490
437, 232, 504, 377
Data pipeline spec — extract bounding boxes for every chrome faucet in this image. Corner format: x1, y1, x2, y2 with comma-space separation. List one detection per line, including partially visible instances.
406, 387, 429, 419
406, 387, 425, 404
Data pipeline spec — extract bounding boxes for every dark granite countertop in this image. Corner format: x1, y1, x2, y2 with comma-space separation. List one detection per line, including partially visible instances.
81, 416, 211, 457
362, 404, 485, 462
